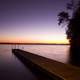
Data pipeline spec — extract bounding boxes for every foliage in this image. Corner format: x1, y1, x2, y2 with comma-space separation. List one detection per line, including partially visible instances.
58, 0, 80, 42
58, 11, 69, 25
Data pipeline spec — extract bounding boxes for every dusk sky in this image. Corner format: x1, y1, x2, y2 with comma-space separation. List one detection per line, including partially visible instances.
0, 0, 71, 44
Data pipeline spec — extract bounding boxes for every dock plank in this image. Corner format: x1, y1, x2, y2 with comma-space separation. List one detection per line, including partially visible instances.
12, 49, 80, 80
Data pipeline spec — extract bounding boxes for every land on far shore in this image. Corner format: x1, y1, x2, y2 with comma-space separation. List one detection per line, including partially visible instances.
0, 42, 69, 45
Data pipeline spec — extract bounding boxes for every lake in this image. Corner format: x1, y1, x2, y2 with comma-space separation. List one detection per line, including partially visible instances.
0, 44, 69, 80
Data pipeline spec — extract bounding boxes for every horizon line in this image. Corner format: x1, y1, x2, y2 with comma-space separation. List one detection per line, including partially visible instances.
0, 42, 69, 45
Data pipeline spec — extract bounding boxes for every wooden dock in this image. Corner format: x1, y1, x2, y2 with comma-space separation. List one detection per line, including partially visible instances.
12, 49, 80, 80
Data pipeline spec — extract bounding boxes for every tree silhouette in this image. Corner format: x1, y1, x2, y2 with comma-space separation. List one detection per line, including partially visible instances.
58, 11, 69, 25
58, 0, 80, 67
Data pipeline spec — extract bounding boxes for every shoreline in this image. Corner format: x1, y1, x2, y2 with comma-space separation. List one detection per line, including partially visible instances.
0, 43, 69, 45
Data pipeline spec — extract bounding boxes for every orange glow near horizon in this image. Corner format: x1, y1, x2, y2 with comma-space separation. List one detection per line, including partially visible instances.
0, 36, 69, 44
0, 32, 69, 44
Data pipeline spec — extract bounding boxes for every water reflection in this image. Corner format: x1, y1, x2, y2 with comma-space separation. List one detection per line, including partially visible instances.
0, 44, 70, 80
20, 45, 70, 63
0, 45, 38, 80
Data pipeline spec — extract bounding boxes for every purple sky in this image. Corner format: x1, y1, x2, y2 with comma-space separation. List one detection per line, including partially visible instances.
0, 0, 70, 43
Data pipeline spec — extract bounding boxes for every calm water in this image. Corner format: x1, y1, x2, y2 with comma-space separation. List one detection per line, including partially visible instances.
0, 44, 69, 80
20, 45, 70, 63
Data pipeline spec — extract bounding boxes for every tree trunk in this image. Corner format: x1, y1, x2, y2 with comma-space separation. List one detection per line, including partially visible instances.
69, 38, 80, 67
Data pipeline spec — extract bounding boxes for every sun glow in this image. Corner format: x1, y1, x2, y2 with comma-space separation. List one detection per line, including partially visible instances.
0, 35, 69, 44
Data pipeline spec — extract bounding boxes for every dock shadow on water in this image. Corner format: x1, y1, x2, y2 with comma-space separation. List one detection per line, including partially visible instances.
12, 49, 63, 80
